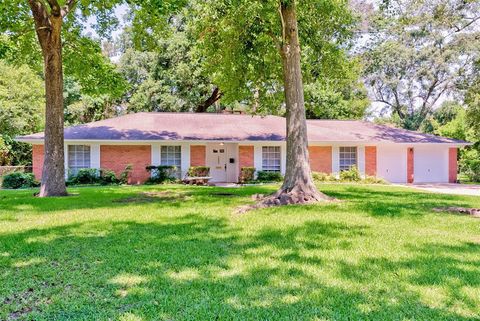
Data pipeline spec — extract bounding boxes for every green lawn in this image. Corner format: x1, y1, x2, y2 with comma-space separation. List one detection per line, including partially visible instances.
0, 184, 479, 321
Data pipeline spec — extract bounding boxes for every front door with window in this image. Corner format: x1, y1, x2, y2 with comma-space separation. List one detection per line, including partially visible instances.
206, 144, 228, 182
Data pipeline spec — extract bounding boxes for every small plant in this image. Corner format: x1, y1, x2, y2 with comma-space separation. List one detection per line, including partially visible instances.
363, 176, 388, 184
187, 166, 210, 177
119, 164, 133, 184
1, 172, 39, 189
145, 165, 178, 184
312, 172, 338, 182
256, 171, 283, 182
239, 167, 256, 183
339, 166, 361, 182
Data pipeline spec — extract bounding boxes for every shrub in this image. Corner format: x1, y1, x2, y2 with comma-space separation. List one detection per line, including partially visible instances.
119, 164, 133, 184
2, 172, 39, 189
145, 165, 178, 184
460, 149, 480, 182
312, 172, 338, 182
256, 171, 283, 182
187, 166, 210, 177
99, 169, 120, 185
239, 167, 256, 183
339, 166, 361, 182
68, 168, 100, 185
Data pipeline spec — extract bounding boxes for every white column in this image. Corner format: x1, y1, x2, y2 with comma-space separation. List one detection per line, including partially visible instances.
253, 144, 262, 176
90, 143, 101, 170
332, 145, 340, 178
358, 145, 366, 177
181, 143, 190, 178
151, 144, 161, 166
280, 143, 287, 176
64, 143, 69, 178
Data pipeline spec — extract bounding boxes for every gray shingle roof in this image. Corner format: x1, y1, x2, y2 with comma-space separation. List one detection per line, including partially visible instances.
17, 112, 468, 144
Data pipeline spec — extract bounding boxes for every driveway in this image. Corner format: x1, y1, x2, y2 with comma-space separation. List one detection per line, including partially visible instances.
399, 183, 480, 196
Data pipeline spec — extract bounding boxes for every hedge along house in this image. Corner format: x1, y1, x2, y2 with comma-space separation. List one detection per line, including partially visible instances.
17, 112, 469, 184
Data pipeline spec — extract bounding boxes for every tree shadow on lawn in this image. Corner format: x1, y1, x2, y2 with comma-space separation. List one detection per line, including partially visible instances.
1, 215, 478, 320
324, 186, 479, 217
0, 185, 277, 216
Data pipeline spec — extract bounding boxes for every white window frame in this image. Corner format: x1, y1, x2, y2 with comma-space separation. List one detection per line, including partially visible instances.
262, 146, 281, 172
160, 145, 182, 167
339, 146, 357, 171
68, 145, 91, 175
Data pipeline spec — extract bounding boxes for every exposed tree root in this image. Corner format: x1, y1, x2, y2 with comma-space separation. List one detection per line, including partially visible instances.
236, 186, 334, 214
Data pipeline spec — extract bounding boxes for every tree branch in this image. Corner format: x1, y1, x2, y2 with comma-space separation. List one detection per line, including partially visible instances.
62, 0, 76, 17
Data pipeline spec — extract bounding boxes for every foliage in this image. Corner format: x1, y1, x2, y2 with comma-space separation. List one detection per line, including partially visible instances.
191, 0, 365, 115
312, 172, 338, 182
99, 169, 120, 185
119, 164, 133, 185
117, 22, 221, 113
460, 149, 480, 183
1, 184, 480, 319
1, 172, 38, 189
256, 171, 283, 182
145, 165, 179, 184
187, 166, 210, 177
339, 166, 362, 182
239, 167, 256, 184
362, 0, 480, 130
68, 169, 100, 185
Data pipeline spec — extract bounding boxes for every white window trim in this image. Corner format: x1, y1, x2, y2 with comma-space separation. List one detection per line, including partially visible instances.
261, 146, 281, 172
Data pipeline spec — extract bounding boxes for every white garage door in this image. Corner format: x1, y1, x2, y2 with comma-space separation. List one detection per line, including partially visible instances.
377, 145, 407, 183
414, 146, 448, 183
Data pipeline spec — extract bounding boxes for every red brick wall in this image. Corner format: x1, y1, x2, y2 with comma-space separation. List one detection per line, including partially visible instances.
32, 145, 44, 180
190, 145, 206, 166
309, 146, 332, 173
365, 146, 377, 176
449, 147, 458, 183
407, 147, 414, 184
100, 145, 151, 184
239, 145, 254, 168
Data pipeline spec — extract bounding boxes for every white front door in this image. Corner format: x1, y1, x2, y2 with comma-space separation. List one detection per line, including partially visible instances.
207, 144, 228, 182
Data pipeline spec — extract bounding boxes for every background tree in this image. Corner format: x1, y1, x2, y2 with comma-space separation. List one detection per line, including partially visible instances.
0, 0, 183, 196
362, 0, 480, 130
0, 61, 44, 165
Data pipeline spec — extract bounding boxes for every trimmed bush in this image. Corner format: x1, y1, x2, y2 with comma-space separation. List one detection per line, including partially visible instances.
363, 176, 388, 184
256, 171, 283, 182
187, 166, 210, 177
339, 166, 361, 182
100, 170, 120, 185
68, 168, 100, 185
2, 172, 39, 189
146, 165, 178, 184
239, 167, 256, 183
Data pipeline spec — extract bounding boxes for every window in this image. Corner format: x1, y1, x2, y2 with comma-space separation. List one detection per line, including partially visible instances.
262, 146, 281, 172
161, 146, 181, 167
68, 145, 91, 175
339, 147, 357, 171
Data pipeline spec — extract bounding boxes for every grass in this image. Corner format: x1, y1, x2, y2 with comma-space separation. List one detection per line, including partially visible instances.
0, 183, 479, 321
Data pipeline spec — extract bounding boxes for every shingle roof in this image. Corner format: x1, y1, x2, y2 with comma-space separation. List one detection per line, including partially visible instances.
17, 112, 468, 144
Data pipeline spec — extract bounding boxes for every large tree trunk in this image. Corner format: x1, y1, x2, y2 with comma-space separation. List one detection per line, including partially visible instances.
274, 1, 327, 203
33, 11, 68, 197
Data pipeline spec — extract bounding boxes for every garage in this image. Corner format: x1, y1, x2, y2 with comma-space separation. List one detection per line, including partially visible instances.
377, 145, 407, 183
414, 146, 449, 183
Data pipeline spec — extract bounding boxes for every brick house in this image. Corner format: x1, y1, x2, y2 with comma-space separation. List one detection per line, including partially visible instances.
17, 113, 469, 184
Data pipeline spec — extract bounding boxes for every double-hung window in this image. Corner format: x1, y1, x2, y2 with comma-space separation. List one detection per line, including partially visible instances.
339, 146, 357, 171
161, 145, 182, 177
262, 146, 281, 172
68, 145, 91, 175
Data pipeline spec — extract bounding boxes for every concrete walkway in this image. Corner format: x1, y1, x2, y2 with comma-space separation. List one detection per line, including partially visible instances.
399, 183, 480, 196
